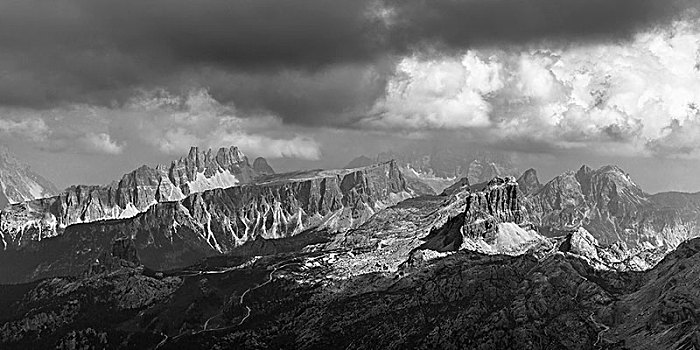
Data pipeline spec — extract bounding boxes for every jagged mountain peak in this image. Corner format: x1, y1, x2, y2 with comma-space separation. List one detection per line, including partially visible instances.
253, 157, 275, 175
0, 144, 59, 207
575, 164, 593, 177
517, 168, 541, 196
576, 164, 638, 184
0, 145, 264, 248
542, 164, 643, 197
176, 146, 249, 173
526, 163, 696, 267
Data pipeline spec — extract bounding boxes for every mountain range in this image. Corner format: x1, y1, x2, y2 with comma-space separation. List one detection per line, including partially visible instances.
346, 149, 519, 195
0, 146, 272, 250
1, 146, 700, 349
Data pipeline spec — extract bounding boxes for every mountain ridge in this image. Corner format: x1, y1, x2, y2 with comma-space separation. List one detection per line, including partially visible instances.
0, 146, 270, 249
0, 160, 411, 283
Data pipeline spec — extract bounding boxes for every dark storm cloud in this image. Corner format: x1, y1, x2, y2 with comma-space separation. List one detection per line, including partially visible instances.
0, 0, 695, 124
386, 0, 694, 50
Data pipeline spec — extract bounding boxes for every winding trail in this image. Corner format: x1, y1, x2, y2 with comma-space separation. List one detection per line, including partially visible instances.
154, 333, 168, 350
589, 313, 610, 347
151, 251, 341, 347
238, 260, 301, 326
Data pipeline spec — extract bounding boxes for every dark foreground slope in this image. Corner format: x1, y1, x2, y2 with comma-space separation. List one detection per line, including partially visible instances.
1, 235, 698, 350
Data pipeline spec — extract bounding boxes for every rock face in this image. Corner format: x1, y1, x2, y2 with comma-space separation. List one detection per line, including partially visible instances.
252, 157, 275, 175
462, 177, 524, 238
0, 161, 411, 283
0, 145, 59, 208
517, 168, 542, 196
421, 176, 548, 255
0, 146, 261, 249
526, 165, 700, 257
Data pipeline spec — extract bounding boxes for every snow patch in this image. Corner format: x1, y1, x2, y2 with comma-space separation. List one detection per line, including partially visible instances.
186, 170, 240, 194
26, 180, 46, 200
119, 203, 142, 219
461, 222, 552, 256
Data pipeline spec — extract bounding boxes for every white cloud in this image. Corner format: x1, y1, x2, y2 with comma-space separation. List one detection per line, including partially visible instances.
79, 132, 125, 155
129, 89, 322, 160
0, 88, 321, 160
362, 20, 700, 158
0, 116, 50, 142
646, 115, 700, 157
517, 53, 557, 99
363, 51, 503, 130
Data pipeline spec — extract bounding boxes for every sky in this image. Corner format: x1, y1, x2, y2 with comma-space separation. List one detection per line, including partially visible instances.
1, 0, 700, 193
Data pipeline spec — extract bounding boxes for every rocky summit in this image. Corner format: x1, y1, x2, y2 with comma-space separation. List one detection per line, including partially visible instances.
525, 165, 700, 268
0, 146, 269, 249
252, 157, 275, 175
0, 145, 59, 209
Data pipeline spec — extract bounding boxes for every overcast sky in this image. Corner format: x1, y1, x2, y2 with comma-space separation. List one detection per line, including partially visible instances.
1, 0, 700, 193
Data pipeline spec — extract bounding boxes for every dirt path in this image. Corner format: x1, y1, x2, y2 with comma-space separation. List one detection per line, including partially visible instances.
238, 261, 300, 325
589, 313, 610, 347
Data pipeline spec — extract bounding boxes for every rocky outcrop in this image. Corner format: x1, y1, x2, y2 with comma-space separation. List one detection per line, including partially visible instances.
0, 145, 59, 207
421, 176, 546, 255
517, 168, 542, 196
526, 165, 700, 256
252, 157, 275, 175
0, 161, 411, 283
462, 177, 524, 238
0, 146, 261, 249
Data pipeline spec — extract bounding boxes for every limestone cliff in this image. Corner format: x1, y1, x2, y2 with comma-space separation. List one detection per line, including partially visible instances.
0, 146, 260, 249
0, 161, 410, 283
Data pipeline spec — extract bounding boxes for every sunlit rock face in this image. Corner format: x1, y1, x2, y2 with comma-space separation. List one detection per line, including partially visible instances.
527, 165, 699, 247
0, 145, 59, 207
421, 176, 550, 256
0, 146, 260, 249
0, 161, 411, 283
523, 165, 700, 269
418, 166, 700, 270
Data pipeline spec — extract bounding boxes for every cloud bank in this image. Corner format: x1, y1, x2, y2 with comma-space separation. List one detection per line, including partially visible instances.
3, 0, 700, 191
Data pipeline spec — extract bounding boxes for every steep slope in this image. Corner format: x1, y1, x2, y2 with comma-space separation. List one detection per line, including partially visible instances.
0, 145, 59, 206
252, 157, 275, 175
0, 146, 261, 249
421, 176, 551, 256
0, 161, 411, 283
0, 192, 7, 211
517, 168, 542, 196
2, 232, 698, 349
527, 165, 700, 257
